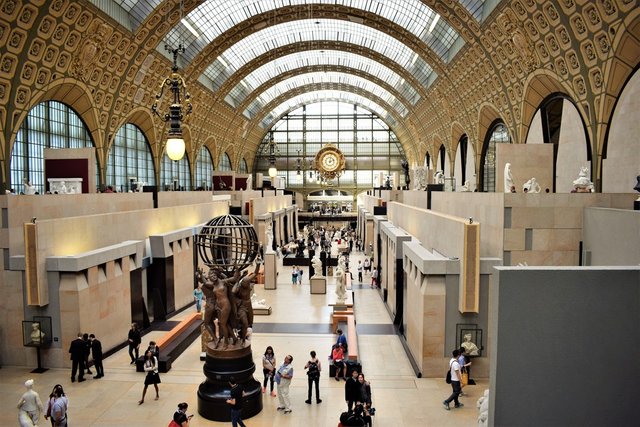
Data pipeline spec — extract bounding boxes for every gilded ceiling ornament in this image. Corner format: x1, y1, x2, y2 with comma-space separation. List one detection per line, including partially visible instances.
71, 22, 110, 82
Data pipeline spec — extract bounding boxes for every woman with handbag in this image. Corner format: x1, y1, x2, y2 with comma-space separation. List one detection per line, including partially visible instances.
139, 350, 161, 404
169, 402, 193, 427
262, 346, 277, 397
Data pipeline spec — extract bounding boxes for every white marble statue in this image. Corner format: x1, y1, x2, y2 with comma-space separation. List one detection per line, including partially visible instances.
17, 379, 44, 427
250, 293, 269, 310
311, 255, 323, 278
23, 178, 36, 195
334, 266, 346, 304
477, 389, 490, 427
245, 174, 252, 191
338, 255, 347, 271
522, 177, 541, 193
572, 166, 594, 193
504, 163, 515, 193
461, 333, 480, 356
460, 180, 472, 192
265, 222, 274, 253
30, 323, 44, 344
434, 170, 445, 185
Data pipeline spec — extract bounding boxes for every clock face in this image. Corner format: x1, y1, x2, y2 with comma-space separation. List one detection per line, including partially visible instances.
321, 152, 339, 171
314, 144, 345, 180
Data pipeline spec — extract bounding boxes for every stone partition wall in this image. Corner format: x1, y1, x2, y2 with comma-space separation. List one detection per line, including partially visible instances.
157, 191, 216, 208
1, 193, 153, 258
388, 202, 480, 313
496, 144, 554, 194
37, 240, 143, 368
489, 267, 640, 427
582, 207, 640, 266
402, 241, 455, 377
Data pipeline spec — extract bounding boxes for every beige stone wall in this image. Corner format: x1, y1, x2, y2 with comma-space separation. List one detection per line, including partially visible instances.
172, 237, 196, 311
56, 257, 132, 369
496, 143, 554, 193
157, 191, 216, 208
430, 192, 505, 258
2, 194, 153, 256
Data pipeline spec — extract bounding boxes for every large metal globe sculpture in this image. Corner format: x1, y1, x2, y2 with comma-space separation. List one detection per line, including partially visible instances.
195, 215, 259, 275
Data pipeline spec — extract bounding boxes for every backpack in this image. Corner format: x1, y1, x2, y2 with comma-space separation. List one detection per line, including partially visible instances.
307, 360, 319, 378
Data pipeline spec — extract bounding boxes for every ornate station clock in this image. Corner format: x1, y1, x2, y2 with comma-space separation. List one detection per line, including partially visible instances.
314, 144, 346, 181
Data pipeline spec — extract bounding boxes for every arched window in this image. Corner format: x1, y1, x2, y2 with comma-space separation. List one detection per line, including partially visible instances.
438, 145, 446, 171
11, 101, 97, 194
218, 152, 232, 171
480, 121, 511, 192
161, 155, 191, 190
106, 123, 155, 192
239, 158, 248, 174
194, 146, 213, 190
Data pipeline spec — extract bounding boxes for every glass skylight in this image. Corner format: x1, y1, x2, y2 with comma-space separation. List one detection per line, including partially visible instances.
261, 90, 396, 129
203, 19, 436, 91
227, 50, 421, 107
162, 0, 461, 65
243, 71, 408, 120
459, 0, 495, 22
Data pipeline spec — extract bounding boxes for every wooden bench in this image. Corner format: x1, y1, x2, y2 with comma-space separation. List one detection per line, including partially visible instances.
330, 314, 358, 362
137, 312, 202, 373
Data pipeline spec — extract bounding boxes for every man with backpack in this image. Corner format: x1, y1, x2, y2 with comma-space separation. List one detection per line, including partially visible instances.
304, 350, 322, 404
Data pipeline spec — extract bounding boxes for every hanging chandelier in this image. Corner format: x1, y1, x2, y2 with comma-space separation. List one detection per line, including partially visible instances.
267, 133, 278, 178
152, 43, 192, 161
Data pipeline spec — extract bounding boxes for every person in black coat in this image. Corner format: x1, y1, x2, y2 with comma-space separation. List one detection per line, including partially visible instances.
128, 323, 141, 364
89, 334, 104, 378
68, 333, 86, 382
344, 369, 360, 411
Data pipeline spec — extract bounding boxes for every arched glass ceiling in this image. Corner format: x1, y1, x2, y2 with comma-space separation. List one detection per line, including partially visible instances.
227, 50, 421, 108
460, 0, 499, 22
243, 71, 408, 120
202, 19, 436, 92
261, 90, 396, 129
160, 0, 461, 64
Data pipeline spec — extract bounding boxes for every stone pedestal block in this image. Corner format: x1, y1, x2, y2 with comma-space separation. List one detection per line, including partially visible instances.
310, 276, 326, 294
264, 253, 277, 290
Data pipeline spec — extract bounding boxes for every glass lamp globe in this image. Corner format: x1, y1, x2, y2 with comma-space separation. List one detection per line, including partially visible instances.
166, 137, 185, 161
268, 166, 278, 178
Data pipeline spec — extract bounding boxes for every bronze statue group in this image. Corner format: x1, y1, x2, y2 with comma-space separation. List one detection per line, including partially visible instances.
195, 262, 261, 350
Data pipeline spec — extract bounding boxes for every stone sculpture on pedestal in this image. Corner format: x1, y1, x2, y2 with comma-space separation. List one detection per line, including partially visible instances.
572, 166, 594, 193
522, 177, 541, 193
335, 266, 346, 304
311, 255, 323, 278
504, 163, 515, 193
194, 215, 263, 422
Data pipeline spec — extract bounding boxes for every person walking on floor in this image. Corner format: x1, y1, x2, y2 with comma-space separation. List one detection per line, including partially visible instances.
68, 333, 85, 383
276, 354, 294, 414
139, 350, 161, 404
304, 350, 322, 404
371, 266, 378, 288
262, 346, 277, 397
193, 284, 204, 313
89, 334, 104, 378
291, 266, 299, 285
357, 261, 363, 283
226, 378, 247, 427
443, 349, 464, 410
127, 323, 141, 364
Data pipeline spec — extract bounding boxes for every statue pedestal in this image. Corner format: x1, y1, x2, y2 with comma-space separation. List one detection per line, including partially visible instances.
310, 276, 326, 294
197, 344, 262, 421
264, 253, 277, 290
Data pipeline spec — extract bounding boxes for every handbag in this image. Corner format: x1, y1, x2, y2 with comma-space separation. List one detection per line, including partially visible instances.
461, 371, 469, 387
445, 370, 451, 384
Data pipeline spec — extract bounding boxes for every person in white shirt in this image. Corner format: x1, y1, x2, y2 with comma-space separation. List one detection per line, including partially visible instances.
443, 349, 464, 410
276, 355, 294, 413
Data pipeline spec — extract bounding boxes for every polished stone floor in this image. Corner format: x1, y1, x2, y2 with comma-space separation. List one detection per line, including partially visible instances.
1, 250, 483, 426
